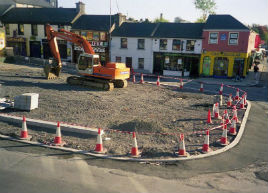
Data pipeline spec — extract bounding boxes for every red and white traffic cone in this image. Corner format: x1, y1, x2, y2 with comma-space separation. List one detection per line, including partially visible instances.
235, 88, 240, 100
244, 93, 247, 106
227, 93, 232, 108
140, 73, 144, 84
229, 118, 237, 135
177, 134, 189, 157
202, 130, 212, 153
219, 83, 223, 95
223, 109, 230, 124
179, 79, 183, 89
221, 117, 227, 130
200, 82, 204, 92
232, 106, 239, 123
131, 132, 140, 157
156, 75, 160, 86
207, 109, 212, 124
94, 128, 106, 154
240, 95, 246, 109
214, 103, 221, 119
132, 73, 136, 83
219, 127, 229, 146
53, 122, 65, 146
19, 116, 31, 140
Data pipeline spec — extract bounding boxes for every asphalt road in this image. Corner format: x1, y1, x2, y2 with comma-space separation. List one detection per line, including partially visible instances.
0, 60, 267, 192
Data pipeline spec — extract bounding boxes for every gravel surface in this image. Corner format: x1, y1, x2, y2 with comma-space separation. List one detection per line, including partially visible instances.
0, 62, 246, 158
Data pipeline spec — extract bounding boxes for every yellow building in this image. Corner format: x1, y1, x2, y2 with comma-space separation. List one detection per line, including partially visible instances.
0, 29, 6, 56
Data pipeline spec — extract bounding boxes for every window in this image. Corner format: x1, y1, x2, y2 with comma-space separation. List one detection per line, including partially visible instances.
138, 58, 144, 69
137, 39, 145, 49
18, 24, 24, 35
31, 24, 38, 36
86, 32, 93, 40
159, 39, 167, 50
5, 24, 10, 35
81, 31, 87, 39
209, 32, 218, 44
172, 39, 181, 50
186, 40, 195, 51
116, 56, 121, 62
202, 56, 211, 76
229, 32, 239, 45
121, 38, 127, 48
44, 25, 47, 36
100, 32, 106, 41
93, 32, 99, 41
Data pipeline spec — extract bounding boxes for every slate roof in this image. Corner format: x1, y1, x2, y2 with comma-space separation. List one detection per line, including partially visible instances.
1, 8, 78, 25
204, 14, 249, 30
111, 22, 158, 37
153, 23, 204, 39
0, 0, 52, 8
72, 15, 115, 31
0, 4, 12, 16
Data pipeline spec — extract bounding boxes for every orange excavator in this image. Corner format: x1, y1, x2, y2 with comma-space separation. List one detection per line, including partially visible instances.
44, 24, 130, 90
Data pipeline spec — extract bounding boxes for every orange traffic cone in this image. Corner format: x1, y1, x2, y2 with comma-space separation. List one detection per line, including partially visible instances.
223, 109, 230, 124
219, 127, 229, 146
227, 93, 232, 108
20, 116, 31, 140
202, 130, 212, 153
235, 88, 240, 100
219, 83, 223, 95
244, 93, 247, 106
200, 82, 204, 92
221, 117, 227, 130
214, 103, 221, 119
229, 118, 237, 135
207, 109, 212, 124
240, 95, 246, 109
131, 132, 140, 157
53, 122, 65, 146
232, 106, 239, 123
140, 73, 144, 84
156, 76, 160, 86
177, 134, 189, 157
179, 79, 183, 89
94, 128, 106, 154
132, 73, 136, 83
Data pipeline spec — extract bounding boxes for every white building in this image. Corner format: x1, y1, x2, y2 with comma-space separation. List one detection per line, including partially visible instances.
111, 22, 204, 76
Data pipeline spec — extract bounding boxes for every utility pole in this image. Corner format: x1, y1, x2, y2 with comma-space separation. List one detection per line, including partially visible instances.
109, 0, 112, 61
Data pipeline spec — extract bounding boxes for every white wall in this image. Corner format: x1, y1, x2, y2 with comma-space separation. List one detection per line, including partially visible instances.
111, 36, 154, 73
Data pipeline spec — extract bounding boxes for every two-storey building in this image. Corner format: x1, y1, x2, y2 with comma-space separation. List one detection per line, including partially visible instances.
200, 14, 257, 78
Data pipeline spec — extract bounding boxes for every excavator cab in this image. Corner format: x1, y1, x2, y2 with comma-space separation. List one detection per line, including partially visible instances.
76, 53, 100, 75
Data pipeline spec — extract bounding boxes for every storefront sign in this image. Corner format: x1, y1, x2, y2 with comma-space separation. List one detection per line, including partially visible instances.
7, 37, 26, 42
212, 52, 241, 57
89, 41, 108, 47
74, 45, 105, 53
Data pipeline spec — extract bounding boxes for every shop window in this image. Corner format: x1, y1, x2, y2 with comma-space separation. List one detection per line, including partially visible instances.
100, 32, 106, 41
202, 56, 211, 76
31, 24, 38, 36
121, 38, 127, 48
137, 39, 145, 49
186, 40, 195, 51
5, 24, 10, 35
87, 32, 93, 40
93, 32, 99, 41
18, 24, 24, 35
163, 55, 182, 71
172, 39, 181, 50
138, 58, 144, 69
209, 32, 218, 44
116, 56, 121, 62
229, 32, 239, 45
159, 39, 167, 50
81, 31, 87, 39
214, 57, 229, 77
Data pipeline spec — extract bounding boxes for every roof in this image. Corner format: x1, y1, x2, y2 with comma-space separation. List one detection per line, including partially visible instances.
153, 23, 204, 39
0, 4, 12, 16
0, 0, 52, 7
111, 22, 158, 37
72, 15, 115, 31
1, 8, 78, 25
204, 14, 249, 30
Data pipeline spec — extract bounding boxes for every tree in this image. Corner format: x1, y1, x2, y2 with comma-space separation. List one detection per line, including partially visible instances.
174, 17, 188, 23
194, 0, 216, 22
153, 13, 169, 23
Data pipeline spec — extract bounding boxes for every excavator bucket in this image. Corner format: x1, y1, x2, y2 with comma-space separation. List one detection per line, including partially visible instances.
43, 63, 62, 79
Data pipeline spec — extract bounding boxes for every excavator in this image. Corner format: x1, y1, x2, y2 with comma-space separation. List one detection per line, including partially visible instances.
44, 24, 130, 91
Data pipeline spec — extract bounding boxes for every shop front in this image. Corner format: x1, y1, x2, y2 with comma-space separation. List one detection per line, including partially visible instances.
153, 52, 200, 77
200, 51, 249, 78
42, 39, 68, 60
6, 37, 27, 56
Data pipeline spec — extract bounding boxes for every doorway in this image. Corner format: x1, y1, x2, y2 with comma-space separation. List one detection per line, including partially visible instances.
214, 57, 229, 77
125, 57, 132, 69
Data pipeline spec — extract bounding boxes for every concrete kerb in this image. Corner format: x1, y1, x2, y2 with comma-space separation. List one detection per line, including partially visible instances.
0, 101, 251, 162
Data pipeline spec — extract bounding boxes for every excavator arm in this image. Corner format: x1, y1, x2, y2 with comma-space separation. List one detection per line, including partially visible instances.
44, 24, 96, 79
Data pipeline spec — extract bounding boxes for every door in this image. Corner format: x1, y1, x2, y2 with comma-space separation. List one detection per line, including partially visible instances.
190, 57, 199, 77
233, 58, 245, 77
30, 41, 41, 58
125, 57, 132, 68
214, 57, 229, 77
153, 53, 163, 75
202, 56, 211, 76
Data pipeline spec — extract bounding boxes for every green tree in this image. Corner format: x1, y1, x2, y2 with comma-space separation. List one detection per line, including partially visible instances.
194, 0, 216, 22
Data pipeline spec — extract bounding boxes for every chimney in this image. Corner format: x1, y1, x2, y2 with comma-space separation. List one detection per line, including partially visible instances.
160, 13, 163, 20
114, 13, 126, 28
76, 1, 85, 15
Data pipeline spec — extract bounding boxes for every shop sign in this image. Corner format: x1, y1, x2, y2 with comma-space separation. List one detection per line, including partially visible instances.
7, 37, 26, 42
74, 45, 105, 53
74, 45, 84, 51
177, 58, 182, 64
89, 41, 108, 47
220, 34, 227, 40
213, 52, 240, 57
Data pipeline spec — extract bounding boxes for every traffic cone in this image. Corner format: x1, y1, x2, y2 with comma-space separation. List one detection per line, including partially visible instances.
19, 116, 31, 140
232, 106, 239, 123
221, 117, 227, 130
202, 130, 212, 153
224, 109, 230, 124
244, 93, 247, 106
179, 79, 183, 89
240, 95, 246, 109
156, 75, 160, 86
229, 118, 237, 135
219, 127, 229, 146
227, 93, 232, 108
214, 103, 221, 119
177, 134, 189, 157
53, 122, 65, 146
94, 128, 106, 154
140, 73, 144, 84
200, 82, 204, 92
207, 109, 212, 124
235, 88, 240, 100
132, 73, 136, 83
219, 83, 223, 95
131, 132, 140, 157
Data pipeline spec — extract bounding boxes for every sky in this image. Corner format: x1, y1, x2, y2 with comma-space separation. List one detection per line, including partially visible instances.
58, 0, 268, 26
